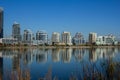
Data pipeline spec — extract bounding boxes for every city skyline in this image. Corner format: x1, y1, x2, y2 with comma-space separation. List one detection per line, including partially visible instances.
0, 6, 119, 46
0, 0, 120, 38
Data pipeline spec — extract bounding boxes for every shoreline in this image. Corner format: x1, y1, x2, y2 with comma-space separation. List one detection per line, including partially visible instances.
0, 45, 120, 49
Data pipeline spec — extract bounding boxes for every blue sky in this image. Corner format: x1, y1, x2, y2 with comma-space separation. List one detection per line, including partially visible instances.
0, 0, 120, 39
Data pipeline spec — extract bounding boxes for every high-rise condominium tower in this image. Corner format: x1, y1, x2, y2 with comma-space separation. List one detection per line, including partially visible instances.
52, 32, 60, 45
23, 29, 33, 43
89, 32, 97, 44
36, 30, 48, 44
12, 22, 21, 41
62, 31, 72, 45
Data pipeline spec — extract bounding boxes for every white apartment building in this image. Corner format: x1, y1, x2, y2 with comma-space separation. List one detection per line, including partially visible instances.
52, 32, 60, 45
0, 38, 18, 44
23, 29, 34, 44
61, 31, 72, 45
96, 34, 118, 45
89, 32, 97, 44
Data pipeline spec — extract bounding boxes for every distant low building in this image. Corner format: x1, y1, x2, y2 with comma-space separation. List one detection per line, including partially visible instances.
96, 34, 118, 45
32, 40, 47, 46
0, 38, 18, 45
72, 32, 85, 45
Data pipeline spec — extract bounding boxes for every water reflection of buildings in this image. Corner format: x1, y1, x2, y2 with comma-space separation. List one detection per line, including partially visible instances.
73, 48, 85, 62
52, 49, 60, 62
36, 49, 48, 63
89, 48, 118, 62
1, 48, 119, 80
23, 49, 33, 65
96, 48, 117, 59
61, 48, 72, 63
1, 49, 31, 80
1, 50, 21, 80
11, 55, 22, 80
1, 48, 118, 65
0, 51, 3, 80
12, 55, 20, 71
12, 51, 30, 80
89, 48, 97, 62
2, 50, 18, 58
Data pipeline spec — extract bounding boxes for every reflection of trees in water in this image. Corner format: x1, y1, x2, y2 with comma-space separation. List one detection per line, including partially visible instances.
0, 57, 3, 80
78, 58, 120, 80
4, 53, 30, 80
68, 48, 120, 80
78, 48, 120, 80
7, 68, 30, 80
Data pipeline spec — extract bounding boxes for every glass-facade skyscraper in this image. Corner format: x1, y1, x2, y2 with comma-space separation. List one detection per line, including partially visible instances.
72, 32, 85, 45
0, 7, 3, 38
36, 30, 48, 44
23, 29, 34, 44
12, 22, 21, 41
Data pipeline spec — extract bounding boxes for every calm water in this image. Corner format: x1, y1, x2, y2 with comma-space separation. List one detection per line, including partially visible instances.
0, 48, 120, 80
